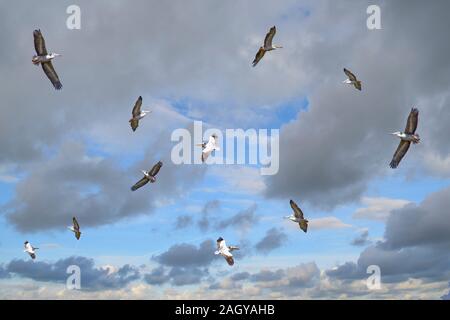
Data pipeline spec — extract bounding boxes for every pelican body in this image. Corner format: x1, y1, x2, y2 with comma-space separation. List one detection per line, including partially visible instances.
285, 200, 308, 233
68, 217, 81, 240
131, 161, 163, 191
343, 68, 362, 91
24, 241, 38, 260
32, 53, 61, 65
252, 26, 282, 67
389, 108, 420, 169
215, 237, 239, 266
129, 96, 151, 132
198, 134, 220, 163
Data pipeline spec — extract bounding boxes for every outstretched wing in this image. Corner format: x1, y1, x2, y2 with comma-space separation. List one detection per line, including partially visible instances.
225, 256, 234, 266
42, 61, 62, 90
130, 119, 139, 131
75, 231, 81, 240
390, 140, 411, 169
404, 108, 419, 134
344, 68, 357, 82
228, 246, 239, 252
149, 161, 163, 177
252, 47, 266, 67
353, 81, 362, 91
299, 220, 308, 233
264, 26, 276, 49
131, 176, 149, 191
290, 199, 304, 219
132, 96, 142, 118
73, 217, 80, 231
33, 29, 48, 56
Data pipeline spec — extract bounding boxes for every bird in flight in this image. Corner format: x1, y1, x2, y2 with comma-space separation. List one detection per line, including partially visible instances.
131, 161, 163, 191
197, 134, 220, 163
24, 241, 39, 260
129, 96, 151, 132
252, 26, 283, 67
389, 108, 420, 169
68, 217, 82, 240
32, 29, 62, 90
285, 199, 309, 233
343, 68, 362, 91
215, 237, 239, 266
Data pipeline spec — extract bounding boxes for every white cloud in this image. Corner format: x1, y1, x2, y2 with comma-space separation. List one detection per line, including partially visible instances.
353, 197, 411, 221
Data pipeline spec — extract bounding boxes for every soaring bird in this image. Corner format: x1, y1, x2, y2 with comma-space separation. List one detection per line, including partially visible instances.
24, 241, 39, 260
197, 134, 220, 163
389, 108, 420, 169
68, 217, 81, 240
129, 96, 151, 132
343, 68, 361, 91
252, 26, 283, 67
285, 199, 309, 233
131, 161, 163, 191
215, 237, 239, 266
32, 29, 62, 90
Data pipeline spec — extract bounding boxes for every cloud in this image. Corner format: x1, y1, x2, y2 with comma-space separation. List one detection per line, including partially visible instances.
175, 215, 193, 230
328, 186, 450, 283
218, 204, 259, 232
350, 229, 371, 246
353, 197, 411, 221
197, 200, 221, 230
255, 227, 287, 254
309, 217, 352, 230
5, 256, 140, 290
153, 240, 215, 268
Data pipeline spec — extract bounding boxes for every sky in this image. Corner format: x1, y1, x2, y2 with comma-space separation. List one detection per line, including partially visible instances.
0, 0, 450, 299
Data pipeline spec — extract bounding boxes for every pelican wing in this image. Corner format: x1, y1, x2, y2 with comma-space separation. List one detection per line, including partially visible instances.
252, 47, 266, 67
390, 140, 411, 169
404, 108, 419, 134
75, 231, 81, 240
290, 199, 304, 219
201, 149, 212, 163
264, 26, 276, 49
299, 220, 308, 233
225, 256, 234, 266
130, 119, 139, 131
33, 29, 48, 56
344, 68, 357, 82
228, 246, 239, 252
72, 217, 80, 231
149, 161, 163, 177
29, 253, 36, 260
131, 176, 149, 191
42, 61, 62, 90
132, 96, 143, 118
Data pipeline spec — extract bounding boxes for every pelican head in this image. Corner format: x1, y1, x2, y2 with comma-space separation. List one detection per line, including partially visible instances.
50, 53, 62, 58
390, 131, 401, 137
274, 45, 283, 49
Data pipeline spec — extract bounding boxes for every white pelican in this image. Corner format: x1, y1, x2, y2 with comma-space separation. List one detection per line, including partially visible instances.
390, 108, 420, 169
284, 200, 308, 233
24, 241, 38, 260
32, 29, 62, 90
129, 96, 151, 132
131, 161, 163, 191
215, 237, 239, 266
252, 26, 283, 67
197, 134, 220, 163
343, 68, 361, 91
68, 217, 81, 240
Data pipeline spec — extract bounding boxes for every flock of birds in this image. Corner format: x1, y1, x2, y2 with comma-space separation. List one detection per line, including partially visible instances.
23, 26, 420, 267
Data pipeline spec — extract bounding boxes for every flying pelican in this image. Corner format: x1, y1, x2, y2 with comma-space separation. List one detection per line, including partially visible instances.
32, 29, 62, 90
197, 134, 220, 163
215, 237, 239, 266
131, 161, 163, 191
343, 68, 361, 91
252, 26, 283, 67
129, 96, 151, 132
24, 241, 38, 260
389, 108, 420, 169
68, 217, 81, 240
284, 200, 309, 233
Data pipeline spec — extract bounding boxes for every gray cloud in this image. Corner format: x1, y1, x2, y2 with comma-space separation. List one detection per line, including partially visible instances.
351, 229, 371, 246
328, 186, 450, 283
153, 239, 215, 268
175, 215, 193, 230
218, 204, 259, 232
6, 256, 139, 290
197, 200, 221, 230
255, 227, 287, 254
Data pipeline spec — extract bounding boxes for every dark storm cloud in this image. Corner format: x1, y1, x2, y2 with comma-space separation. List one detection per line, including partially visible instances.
255, 227, 287, 254
328, 186, 450, 283
6, 256, 140, 290
2, 141, 206, 231
153, 239, 215, 268
265, 0, 450, 208
143, 266, 170, 285
351, 230, 371, 246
